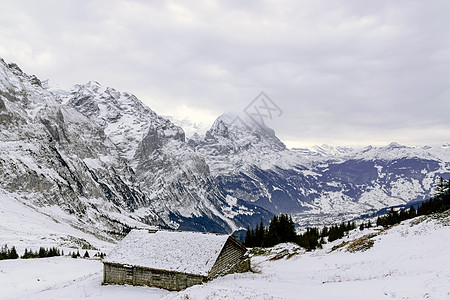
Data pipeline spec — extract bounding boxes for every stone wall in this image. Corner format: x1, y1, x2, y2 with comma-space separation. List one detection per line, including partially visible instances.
208, 238, 250, 279
103, 262, 205, 291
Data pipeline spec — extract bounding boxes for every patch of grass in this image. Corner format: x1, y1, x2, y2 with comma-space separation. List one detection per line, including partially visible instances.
346, 234, 376, 253
330, 241, 349, 252
410, 209, 450, 227
60, 235, 98, 250
247, 247, 269, 256
428, 209, 450, 226
269, 249, 289, 261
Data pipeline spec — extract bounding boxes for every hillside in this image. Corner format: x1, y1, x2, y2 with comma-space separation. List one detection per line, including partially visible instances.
1, 211, 449, 299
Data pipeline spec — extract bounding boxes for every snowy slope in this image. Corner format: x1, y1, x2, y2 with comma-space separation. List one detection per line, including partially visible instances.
0, 191, 117, 253
178, 212, 450, 300
1, 211, 449, 299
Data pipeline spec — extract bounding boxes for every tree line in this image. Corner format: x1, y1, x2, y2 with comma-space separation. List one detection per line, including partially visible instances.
0, 244, 19, 260
296, 221, 357, 251
1, 245, 63, 260
22, 246, 63, 259
376, 177, 450, 227
244, 177, 450, 251
244, 214, 297, 248
68, 250, 106, 259
244, 213, 357, 251
0, 245, 106, 260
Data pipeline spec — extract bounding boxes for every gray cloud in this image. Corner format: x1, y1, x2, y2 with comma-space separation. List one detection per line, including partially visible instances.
1, 0, 449, 147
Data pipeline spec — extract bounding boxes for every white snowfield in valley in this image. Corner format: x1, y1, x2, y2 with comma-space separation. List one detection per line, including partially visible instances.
1, 212, 449, 300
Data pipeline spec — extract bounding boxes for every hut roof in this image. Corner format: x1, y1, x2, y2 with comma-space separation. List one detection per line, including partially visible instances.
104, 229, 235, 276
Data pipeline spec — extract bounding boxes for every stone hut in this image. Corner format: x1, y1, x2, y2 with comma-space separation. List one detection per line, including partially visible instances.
103, 229, 250, 291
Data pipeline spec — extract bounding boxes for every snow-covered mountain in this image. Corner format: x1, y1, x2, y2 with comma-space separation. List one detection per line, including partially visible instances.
0, 58, 270, 238
1, 57, 449, 239
190, 114, 450, 225
188, 113, 290, 174
0, 59, 149, 239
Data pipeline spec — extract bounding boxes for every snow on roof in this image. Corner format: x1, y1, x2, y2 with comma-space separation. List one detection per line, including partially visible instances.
104, 230, 231, 276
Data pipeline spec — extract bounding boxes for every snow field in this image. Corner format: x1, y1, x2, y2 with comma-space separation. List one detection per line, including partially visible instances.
170, 216, 450, 299
0, 192, 114, 255
0, 257, 170, 300
1, 213, 449, 299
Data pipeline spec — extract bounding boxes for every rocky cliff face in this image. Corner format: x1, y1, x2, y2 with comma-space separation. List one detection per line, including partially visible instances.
0, 59, 157, 239
59, 82, 271, 232
0, 59, 270, 237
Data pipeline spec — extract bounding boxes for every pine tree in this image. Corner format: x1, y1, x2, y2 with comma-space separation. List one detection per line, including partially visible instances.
257, 219, 265, 246
22, 248, 38, 259
0, 245, 7, 260
286, 215, 297, 243
9, 246, 18, 259
0, 244, 9, 260
321, 226, 329, 237
22, 248, 29, 259
38, 247, 47, 258
254, 223, 261, 246
83, 251, 90, 258
244, 225, 252, 247
436, 177, 447, 199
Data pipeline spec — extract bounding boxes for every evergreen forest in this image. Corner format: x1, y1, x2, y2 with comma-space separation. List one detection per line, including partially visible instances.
244, 177, 450, 251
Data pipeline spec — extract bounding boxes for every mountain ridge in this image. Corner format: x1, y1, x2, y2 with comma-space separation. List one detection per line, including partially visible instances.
0, 58, 271, 238
191, 111, 450, 226
1, 57, 449, 239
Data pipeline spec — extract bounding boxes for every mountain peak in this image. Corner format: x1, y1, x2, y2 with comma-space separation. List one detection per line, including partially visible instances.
205, 113, 286, 151
80, 80, 102, 91
0, 58, 43, 89
61, 80, 185, 163
387, 142, 405, 149
310, 144, 355, 157
215, 112, 274, 132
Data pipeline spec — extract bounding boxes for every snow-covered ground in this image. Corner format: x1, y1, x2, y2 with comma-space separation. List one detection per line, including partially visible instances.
1, 211, 449, 299
0, 257, 170, 300
0, 191, 115, 254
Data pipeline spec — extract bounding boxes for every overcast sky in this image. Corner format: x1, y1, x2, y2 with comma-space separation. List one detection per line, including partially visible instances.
1, 0, 449, 148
